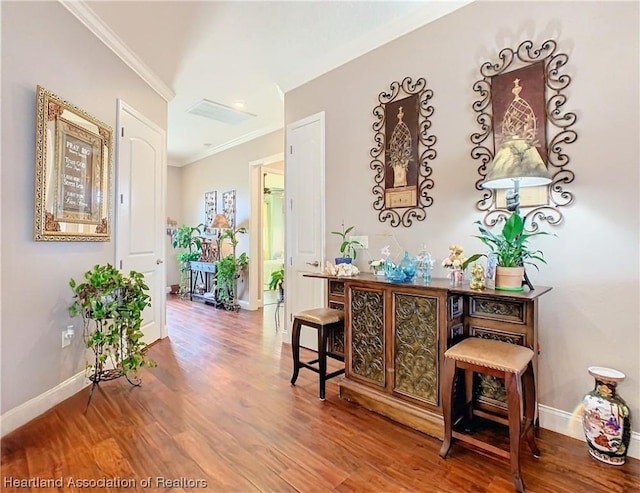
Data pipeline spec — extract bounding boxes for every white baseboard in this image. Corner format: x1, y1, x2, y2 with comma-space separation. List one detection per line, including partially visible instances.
238, 299, 251, 310
539, 404, 639, 460
0, 371, 90, 437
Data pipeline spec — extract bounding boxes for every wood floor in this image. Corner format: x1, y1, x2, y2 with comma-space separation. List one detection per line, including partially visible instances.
2, 295, 638, 493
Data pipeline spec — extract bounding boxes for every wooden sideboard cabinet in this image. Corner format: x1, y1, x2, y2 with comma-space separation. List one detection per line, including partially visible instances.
306, 273, 551, 440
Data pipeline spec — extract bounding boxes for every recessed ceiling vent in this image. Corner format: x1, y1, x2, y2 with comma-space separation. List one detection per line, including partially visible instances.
187, 99, 257, 125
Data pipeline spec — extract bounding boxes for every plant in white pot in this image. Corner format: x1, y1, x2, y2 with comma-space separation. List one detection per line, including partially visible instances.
466, 213, 553, 291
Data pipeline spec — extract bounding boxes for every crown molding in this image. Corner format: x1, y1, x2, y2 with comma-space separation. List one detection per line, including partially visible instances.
58, 0, 175, 102
175, 122, 284, 167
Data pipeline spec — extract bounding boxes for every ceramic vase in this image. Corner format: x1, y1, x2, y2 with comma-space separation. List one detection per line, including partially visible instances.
450, 268, 463, 287
494, 266, 524, 291
582, 366, 631, 465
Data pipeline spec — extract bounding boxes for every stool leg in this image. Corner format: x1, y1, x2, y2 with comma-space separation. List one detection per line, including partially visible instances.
318, 325, 328, 400
439, 357, 456, 459
506, 372, 525, 493
290, 319, 302, 385
523, 361, 540, 458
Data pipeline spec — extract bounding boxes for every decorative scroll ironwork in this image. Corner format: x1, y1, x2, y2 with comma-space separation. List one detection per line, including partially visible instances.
448, 295, 463, 320
470, 297, 525, 323
471, 40, 577, 231
350, 289, 385, 385
393, 294, 438, 405
370, 77, 437, 227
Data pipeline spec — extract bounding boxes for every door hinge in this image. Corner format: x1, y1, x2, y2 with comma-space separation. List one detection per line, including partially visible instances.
119, 260, 123, 269
289, 145, 293, 155
121, 127, 124, 137
289, 257, 292, 266
120, 194, 123, 204
289, 199, 293, 210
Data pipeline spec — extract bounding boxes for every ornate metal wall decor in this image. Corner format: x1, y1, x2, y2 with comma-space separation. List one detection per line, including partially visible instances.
370, 77, 437, 227
471, 40, 577, 231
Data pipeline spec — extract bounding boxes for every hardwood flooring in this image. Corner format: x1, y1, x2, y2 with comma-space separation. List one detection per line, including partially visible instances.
1, 295, 638, 492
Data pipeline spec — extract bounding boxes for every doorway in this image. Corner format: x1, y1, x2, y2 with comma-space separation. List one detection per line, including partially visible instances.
262, 168, 285, 307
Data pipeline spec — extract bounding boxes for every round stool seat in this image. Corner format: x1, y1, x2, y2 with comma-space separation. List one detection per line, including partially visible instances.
444, 337, 533, 374
295, 307, 344, 325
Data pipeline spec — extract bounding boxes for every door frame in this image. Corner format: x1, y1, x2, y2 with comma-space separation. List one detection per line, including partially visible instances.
248, 152, 284, 311
284, 111, 326, 341
115, 99, 168, 339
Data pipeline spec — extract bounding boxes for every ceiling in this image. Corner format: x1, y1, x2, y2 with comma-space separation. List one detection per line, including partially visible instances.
68, 1, 473, 166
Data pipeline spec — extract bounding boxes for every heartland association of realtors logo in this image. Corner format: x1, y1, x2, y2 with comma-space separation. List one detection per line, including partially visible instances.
3, 476, 208, 489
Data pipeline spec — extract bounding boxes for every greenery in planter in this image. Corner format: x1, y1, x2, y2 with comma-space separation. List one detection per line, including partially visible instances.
331, 223, 363, 261
68, 264, 156, 389
172, 223, 203, 295
214, 227, 248, 310
465, 213, 553, 270
268, 266, 285, 302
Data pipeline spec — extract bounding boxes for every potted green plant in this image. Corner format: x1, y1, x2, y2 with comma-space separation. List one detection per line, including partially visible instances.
214, 227, 248, 310
466, 213, 553, 291
172, 223, 203, 296
268, 266, 285, 302
68, 264, 156, 396
331, 223, 363, 264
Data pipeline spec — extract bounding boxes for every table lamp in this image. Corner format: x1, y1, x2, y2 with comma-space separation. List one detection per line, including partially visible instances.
482, 137, 552, 214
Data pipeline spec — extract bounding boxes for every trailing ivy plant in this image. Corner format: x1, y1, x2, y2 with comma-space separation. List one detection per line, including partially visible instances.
69, 264, 156, 386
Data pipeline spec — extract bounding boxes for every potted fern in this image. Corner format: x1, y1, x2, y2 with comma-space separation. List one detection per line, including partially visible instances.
214, 227, 248, 310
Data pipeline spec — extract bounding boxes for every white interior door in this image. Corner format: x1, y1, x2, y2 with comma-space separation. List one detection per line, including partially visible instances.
285, 112, 326, 349
116, 100, 166, 344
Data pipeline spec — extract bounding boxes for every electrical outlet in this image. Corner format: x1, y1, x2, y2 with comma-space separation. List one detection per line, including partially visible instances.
62, 329, 71, 348
351, 235, 368, 249
61, 325, 74, 348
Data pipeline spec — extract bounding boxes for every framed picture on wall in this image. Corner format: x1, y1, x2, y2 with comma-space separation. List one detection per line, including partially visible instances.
204, 190, 217, 235
222, 190, 236, 229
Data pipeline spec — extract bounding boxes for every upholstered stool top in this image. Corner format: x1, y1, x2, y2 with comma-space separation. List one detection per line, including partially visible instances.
444, 337, 533, 374
294, 308, 344, 325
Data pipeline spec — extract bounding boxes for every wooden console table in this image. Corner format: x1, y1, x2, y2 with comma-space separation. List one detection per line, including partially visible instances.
305, 273, 551, 440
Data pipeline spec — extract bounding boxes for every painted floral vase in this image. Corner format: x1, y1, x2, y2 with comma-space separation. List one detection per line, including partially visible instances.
449, 268, 463, 287
582, 366, 631, 465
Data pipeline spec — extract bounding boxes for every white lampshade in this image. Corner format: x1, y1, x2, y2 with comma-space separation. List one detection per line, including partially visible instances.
483, 137, 552, 189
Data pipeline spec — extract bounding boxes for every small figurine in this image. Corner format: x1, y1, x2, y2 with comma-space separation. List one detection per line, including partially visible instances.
469, 263, 486, 291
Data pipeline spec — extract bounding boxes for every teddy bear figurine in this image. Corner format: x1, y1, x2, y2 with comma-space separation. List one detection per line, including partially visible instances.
469, 263, 486, 291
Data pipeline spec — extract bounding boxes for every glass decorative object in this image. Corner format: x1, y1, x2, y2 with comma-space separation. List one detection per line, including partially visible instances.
399, 251, 417, 281
582, 367, 631, 465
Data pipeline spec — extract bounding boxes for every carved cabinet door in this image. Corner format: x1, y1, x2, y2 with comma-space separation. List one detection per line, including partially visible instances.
347, 285, 386, 388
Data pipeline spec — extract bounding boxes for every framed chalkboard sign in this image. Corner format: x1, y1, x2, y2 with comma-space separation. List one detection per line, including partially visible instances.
34, 86, 113, 241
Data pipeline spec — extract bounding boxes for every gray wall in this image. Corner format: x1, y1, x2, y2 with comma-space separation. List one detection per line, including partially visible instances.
1, 1, 167, 414
286, 1, 639, 428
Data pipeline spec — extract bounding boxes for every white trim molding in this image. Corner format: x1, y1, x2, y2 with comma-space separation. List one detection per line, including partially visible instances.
58, 1, 175, 102
0, 371, 89, 437
539, 404, 639, 460
178, 122, 283, 167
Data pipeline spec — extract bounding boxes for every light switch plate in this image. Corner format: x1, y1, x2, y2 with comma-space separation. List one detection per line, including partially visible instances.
350, 235, 368, 249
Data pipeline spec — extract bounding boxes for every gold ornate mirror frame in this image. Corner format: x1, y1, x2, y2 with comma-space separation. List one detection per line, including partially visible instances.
471, 40, 577, 231
34, 86, 113, 241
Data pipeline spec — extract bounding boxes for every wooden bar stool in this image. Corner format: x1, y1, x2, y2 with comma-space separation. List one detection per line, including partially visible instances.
439, 337, 539, 493
290, 308, 345, 400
